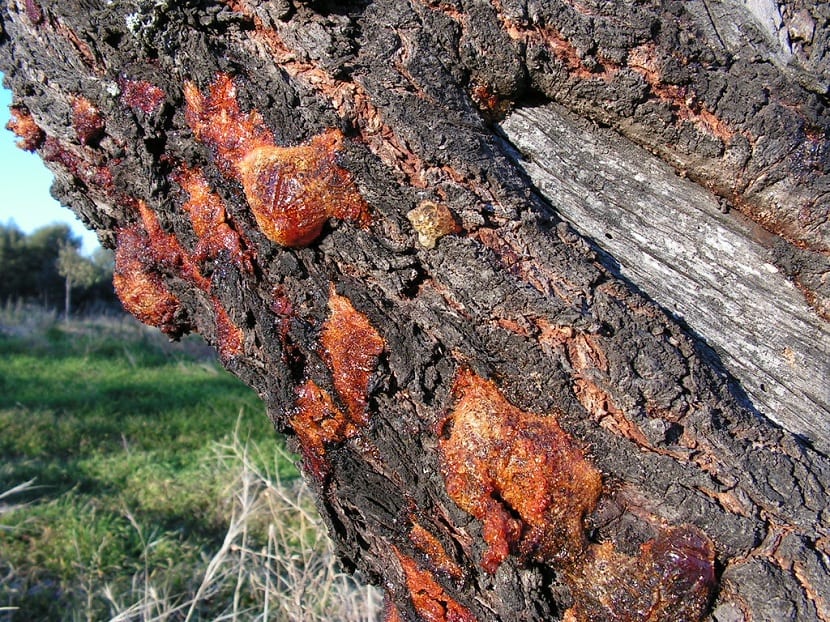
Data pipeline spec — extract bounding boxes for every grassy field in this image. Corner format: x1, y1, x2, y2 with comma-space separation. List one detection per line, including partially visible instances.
0, 306, 379, 621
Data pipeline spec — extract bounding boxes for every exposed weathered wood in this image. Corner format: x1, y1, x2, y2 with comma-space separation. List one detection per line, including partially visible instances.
0, 1, 828, 620
500, 103, 830, 453
503, 0, 830, 318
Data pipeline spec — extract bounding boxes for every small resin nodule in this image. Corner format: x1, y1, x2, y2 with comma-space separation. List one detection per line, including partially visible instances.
184, 74, 370, 247
409, 522, 464, 581
407, 200, 460, 249
119, 78, 166, 114
71, 96, 105, 146
112, 200, 246, 359
7, 106, 44, 152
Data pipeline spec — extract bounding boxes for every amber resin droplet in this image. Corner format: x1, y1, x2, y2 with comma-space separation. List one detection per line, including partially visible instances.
183, 74, 274, 177
409, 522, 464, 580
439, 368, 716, 620
213, 300, 244, 360
439, 368, 602, 572
184, 74, 370, 247
407, 200, 460, 249
288, 288, 385, 479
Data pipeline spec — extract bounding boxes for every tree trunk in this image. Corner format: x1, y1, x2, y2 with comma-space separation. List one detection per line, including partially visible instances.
1, 1, 827, 621
64, 273, 71, 320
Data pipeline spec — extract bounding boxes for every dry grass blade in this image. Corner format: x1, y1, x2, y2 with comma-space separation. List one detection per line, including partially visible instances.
0, 479, 37, 524
0, 479, 36, 504
104, 429, 381, 622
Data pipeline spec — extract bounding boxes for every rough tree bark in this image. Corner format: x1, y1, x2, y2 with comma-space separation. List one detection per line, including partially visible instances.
1, 1, 828, 620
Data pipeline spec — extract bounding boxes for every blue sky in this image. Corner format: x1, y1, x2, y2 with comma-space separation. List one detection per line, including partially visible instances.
0, 79, 100, 254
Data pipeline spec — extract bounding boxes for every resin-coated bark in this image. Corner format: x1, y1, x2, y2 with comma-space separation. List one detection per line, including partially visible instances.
1, 1, 828, 620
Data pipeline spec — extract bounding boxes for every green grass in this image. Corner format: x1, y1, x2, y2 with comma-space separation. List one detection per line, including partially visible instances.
0, 309, 379, 621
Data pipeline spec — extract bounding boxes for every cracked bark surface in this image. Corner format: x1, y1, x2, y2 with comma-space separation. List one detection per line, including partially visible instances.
500, 103, 830, 456
1, 1, 828, 620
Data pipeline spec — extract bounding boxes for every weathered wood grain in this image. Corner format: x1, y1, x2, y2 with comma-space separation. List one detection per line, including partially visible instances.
501, 104, 830, 453
509, 0, 830, 318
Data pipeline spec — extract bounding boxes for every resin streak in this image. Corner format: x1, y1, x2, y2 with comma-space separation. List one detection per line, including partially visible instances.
395, 548, 477, 622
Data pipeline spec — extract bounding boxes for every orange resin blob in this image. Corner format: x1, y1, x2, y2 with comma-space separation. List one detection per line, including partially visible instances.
6, 106, 44, 151
175, 165, 228, 241
565, 526, 716, 622
113, 201, 245, 359
439, 368, 602, 573
238, 131, 370, 247
438, 369, 716, 619
113, 225, 182, 334
40, 136, 116, 193
134, 200, 244, 357
320, 289, 385, 424
395, 548, 478, 622
184, 74, 370, 246
289, 379, 356, 480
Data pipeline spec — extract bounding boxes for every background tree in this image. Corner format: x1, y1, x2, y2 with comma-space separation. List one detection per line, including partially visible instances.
24, 224, 78, 308
56, 240, 99, 320
74, 246, 118, 313
0, 1, 827, 621
0, 222, 116, 314
0, 222, 28, 302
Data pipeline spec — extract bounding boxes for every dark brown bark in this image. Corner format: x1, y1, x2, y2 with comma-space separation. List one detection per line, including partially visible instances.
1, 1, 828, 621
